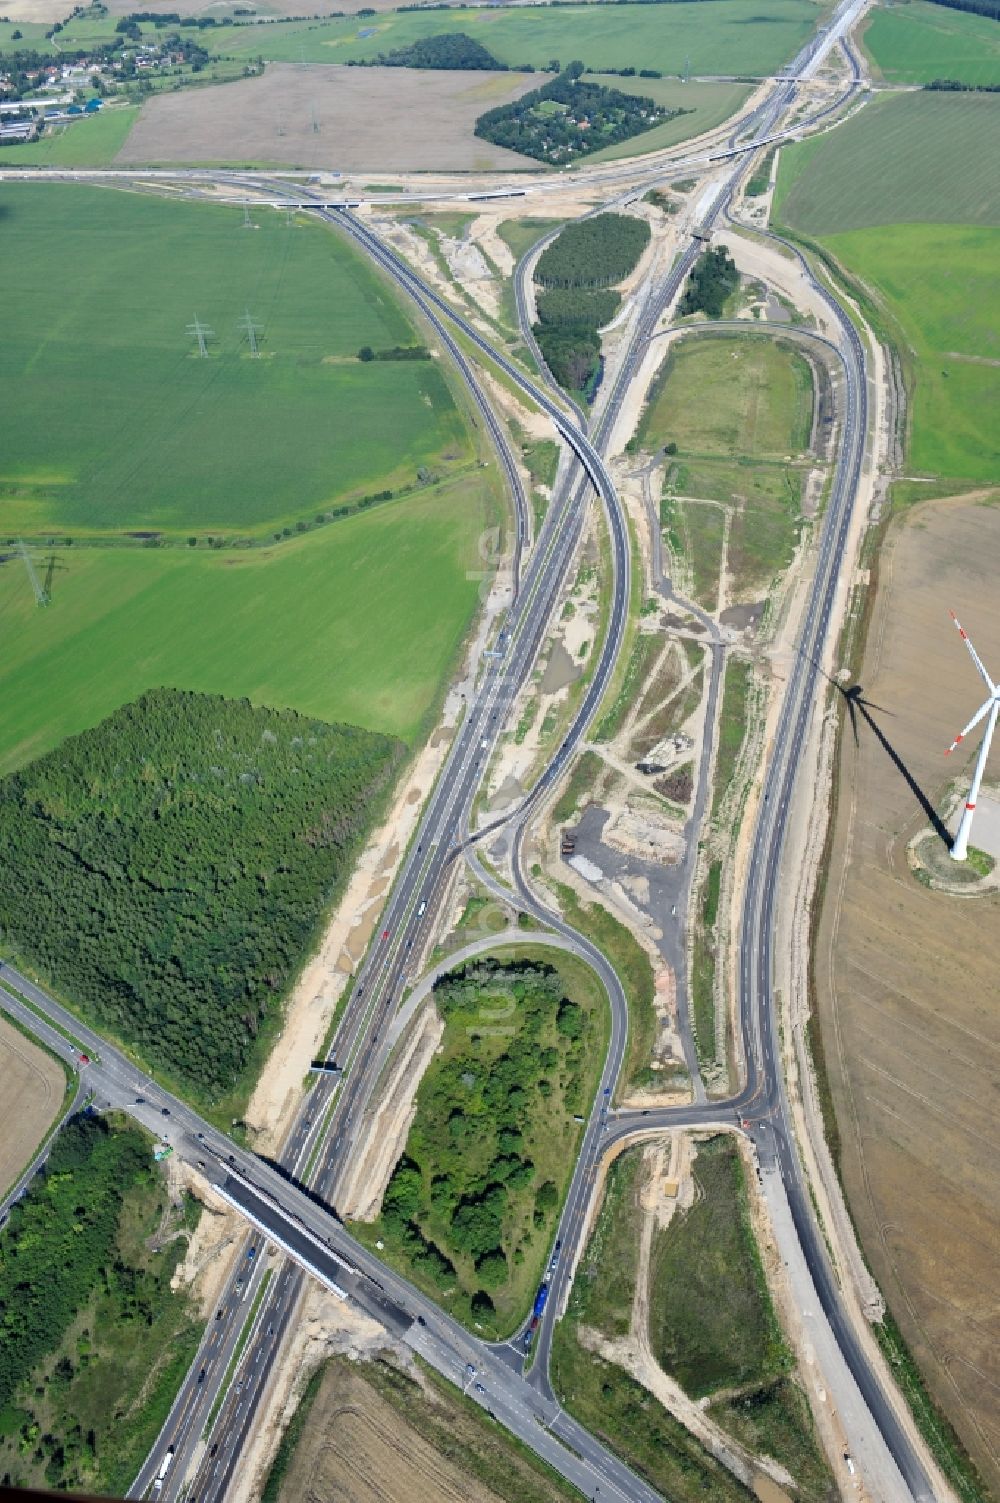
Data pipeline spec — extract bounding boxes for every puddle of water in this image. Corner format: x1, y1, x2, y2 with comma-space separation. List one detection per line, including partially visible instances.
541, 639, 581, 695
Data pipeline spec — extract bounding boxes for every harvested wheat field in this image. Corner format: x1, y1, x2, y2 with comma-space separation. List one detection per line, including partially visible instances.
0, 1014, 66, 1197
814, 494, 1000, 1494
271, 1355, 575, 1503
115, 63, 536, 171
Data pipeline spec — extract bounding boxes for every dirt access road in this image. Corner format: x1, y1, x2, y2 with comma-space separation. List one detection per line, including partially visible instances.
814, 493, 1000, 1494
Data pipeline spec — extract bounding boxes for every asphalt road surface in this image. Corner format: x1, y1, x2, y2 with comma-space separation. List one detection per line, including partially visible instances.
0, 4, 936, 1498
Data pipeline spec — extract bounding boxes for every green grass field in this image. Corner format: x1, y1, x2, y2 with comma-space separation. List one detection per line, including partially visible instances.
582, 78, 752, 162
775, 97, 1000, 485
646, 336, 811, 599
774, 92, 1000, 231
551, 1148, 756, 1503
649, 1135, 790, 1396
861, 0, 1000, 86
824, 224, 1000, 482
204, 0, 822, 77
0, 474, 489, 770
0, 107, 140, 167
0, 184, 472, 537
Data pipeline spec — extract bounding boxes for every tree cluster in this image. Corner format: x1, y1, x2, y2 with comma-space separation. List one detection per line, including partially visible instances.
475, 60, 681, 166
925, 76, 1000, 89
530, 212, 650, 398
926, 0, 1000, 19
378, 960, 590, 1324
354, 31, 503, 70
535, 209, 651, 288
0, 690, 402, 1102
678, 245, 739, 319
356, 344, 431, 361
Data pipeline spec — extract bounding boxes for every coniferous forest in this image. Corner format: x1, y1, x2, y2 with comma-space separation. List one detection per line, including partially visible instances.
0, 691, 403, 1102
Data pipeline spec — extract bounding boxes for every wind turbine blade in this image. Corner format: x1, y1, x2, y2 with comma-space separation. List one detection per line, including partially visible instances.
950, 610, 996, 695
946, 697, 992, 754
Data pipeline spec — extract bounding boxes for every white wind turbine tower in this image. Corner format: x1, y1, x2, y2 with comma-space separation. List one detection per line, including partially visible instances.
945, 610, 1000, 861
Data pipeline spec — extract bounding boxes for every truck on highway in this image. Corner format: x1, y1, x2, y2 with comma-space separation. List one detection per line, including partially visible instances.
532, 1282, 550, 1320
152, 1446, 174, 1493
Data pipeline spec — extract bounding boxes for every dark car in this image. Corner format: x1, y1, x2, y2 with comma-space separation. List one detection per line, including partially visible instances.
161, 1107, 170, 1117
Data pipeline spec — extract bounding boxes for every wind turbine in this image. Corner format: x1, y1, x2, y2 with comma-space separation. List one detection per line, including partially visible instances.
945, 610, 999, 861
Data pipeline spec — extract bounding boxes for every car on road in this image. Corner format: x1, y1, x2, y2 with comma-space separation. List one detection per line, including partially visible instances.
161, 1107, 170, 1117
197, 1368, 206, 1384
135, 1096, 145, 1105
474, 1382, 486, 1394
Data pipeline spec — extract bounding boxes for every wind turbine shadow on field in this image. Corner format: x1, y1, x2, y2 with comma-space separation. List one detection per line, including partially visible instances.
840, 679, 951, 848
805, 651, 951, 847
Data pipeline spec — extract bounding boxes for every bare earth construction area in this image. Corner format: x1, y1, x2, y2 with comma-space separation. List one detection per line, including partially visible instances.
115, 64, 537, 171
815, 495, 1000, 1491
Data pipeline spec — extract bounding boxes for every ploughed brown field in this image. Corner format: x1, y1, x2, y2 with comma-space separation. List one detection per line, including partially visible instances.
272, 1356, 574, 1503
0, 1013, 66, 1197
815, 495, 1000, 1492
115, 63, 536, 171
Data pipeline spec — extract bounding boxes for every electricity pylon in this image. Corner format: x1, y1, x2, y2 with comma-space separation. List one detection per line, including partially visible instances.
240, 309, 262, 358
187, 315, 212, 358
18, 539, 48, 606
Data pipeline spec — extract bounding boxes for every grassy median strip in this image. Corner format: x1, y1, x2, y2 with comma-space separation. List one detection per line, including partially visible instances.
691, 860, 722, 1067
711, 657, 752, 825
551, 880, 656, 1096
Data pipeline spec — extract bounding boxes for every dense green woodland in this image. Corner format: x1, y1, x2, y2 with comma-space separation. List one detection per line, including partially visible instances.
0, 690, 402, 1103
0, 1116, 198, 1494
535, 212, 651, 289
532, 213, 650, 397
0, 1119, 144, 1416
372, 959, 600, 1332
926, 0, 1000, 20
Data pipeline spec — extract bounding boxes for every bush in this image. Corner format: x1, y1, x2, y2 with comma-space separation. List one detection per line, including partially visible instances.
679, 246, 739, 319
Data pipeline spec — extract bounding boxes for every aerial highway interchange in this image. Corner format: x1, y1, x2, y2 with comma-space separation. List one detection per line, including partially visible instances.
0, 4, 947, 1501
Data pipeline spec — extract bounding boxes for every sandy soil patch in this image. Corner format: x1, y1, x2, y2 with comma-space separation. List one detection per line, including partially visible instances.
0, 1015, 65, 1196
115, 63, 538, 171
815, 493, 1000, 1493
335, 1000, 444, 1220
170, 1172, 246, 1318
243, 658, 472, 1157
